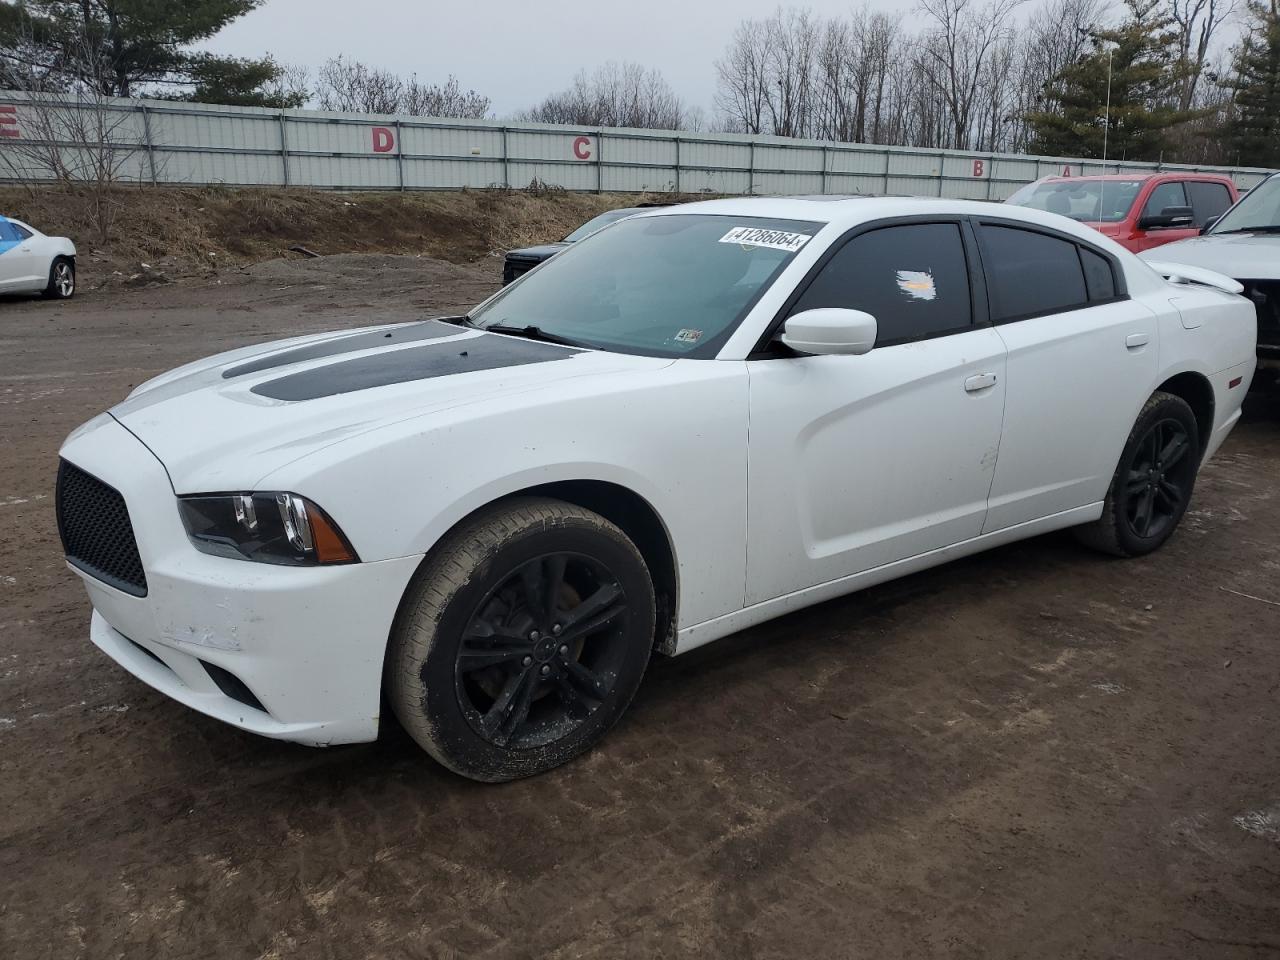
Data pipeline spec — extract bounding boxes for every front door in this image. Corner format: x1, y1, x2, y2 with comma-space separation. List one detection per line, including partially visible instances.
745, 221, 1007, 605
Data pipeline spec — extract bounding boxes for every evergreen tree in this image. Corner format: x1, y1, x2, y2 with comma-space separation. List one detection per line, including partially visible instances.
1224, 0, 1280, 166
1026, 0, 1201, 160
0, 0, 302, 107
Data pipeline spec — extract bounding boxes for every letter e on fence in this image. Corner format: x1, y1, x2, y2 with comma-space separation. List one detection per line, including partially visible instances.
573, 136, 592, 160
0, 105, 18, 139
372, 127, 395, 153
972, 159, 985, 178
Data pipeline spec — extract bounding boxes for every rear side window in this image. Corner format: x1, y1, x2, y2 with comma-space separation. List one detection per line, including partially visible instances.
979, 225, 1088, 320
1186, 182, 1233, 226
1079, 247, 1116, 301
0, 221, 17, 242
790, 223, 972, 345
1143, 181, 1188, 219
12, 223, 31, 240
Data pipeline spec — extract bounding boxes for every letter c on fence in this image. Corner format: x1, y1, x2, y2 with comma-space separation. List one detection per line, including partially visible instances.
972, 159, 985, 177
573, 136, 592, 160
372, 127, 395, 153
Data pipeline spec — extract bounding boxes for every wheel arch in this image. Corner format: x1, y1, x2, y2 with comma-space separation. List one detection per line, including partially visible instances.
401, 479, 680, 657
1155, 370, 1215, 458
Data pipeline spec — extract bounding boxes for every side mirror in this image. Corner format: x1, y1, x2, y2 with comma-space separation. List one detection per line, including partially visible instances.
780, 308, 877, 356
1199, 215, 1219, 235
1138, 205, 1194, 230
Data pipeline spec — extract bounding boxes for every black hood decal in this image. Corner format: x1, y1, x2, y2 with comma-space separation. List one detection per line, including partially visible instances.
250, 333, 583, 401
224, 319, 462, 379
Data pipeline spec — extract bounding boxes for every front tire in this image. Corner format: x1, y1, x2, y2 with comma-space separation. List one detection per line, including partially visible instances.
1075, 391, 1200, 557
42, 257, 75, 299
387, 498, 656, 782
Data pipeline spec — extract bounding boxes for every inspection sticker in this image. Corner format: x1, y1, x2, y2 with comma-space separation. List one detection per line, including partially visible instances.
719, 226, 812, 253
674, 328, 703, 344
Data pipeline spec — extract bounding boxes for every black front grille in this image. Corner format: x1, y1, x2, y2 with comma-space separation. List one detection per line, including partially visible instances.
56, 459, 148, 596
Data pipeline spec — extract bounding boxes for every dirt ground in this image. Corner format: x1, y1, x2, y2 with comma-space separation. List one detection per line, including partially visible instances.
1, 256, 1278, 960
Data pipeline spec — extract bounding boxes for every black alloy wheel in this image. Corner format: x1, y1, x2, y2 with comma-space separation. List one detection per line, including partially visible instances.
456, 552, 630, 749
1120, 416, 1195, 542
388, 498, 656, 782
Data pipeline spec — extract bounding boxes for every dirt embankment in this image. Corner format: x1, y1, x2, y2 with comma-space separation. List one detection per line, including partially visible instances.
0, 184, 694, 287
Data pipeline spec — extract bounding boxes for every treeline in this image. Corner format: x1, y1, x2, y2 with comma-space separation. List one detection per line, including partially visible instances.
2, 0, 1278, 167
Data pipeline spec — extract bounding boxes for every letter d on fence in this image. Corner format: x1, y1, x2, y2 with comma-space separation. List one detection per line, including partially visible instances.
372, 127, 395, 153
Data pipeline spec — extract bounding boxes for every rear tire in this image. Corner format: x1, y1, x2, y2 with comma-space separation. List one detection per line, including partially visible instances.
387, 497, 656, 782
1075, 391, 1200, 557
42, 257, 75, 299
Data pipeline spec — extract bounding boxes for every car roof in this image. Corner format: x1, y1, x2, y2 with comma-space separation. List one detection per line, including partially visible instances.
635, 194, 1118, 240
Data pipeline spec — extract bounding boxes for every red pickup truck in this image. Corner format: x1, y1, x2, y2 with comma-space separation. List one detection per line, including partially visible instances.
1005, 173, 1239, 253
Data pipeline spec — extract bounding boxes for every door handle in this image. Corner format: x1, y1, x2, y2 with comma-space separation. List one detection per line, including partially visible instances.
1126, 333, 1150, 349
964, 372, 998, 392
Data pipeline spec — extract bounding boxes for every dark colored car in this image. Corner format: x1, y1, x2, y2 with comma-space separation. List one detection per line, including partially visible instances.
502, 205, 669, 285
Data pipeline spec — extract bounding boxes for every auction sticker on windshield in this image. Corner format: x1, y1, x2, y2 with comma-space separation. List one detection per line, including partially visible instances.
719, 226, 812, 253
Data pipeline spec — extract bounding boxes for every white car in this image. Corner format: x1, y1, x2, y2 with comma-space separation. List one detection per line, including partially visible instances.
58, 197, 1256, 781
1139, 171, 1280, 391
0, 215, 76, 299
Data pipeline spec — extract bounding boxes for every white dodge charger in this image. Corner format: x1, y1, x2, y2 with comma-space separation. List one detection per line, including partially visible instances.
58, 197, 1256, 781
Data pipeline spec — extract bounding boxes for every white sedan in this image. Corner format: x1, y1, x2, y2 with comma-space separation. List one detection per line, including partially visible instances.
58, 197, 1256, 781
0, 215, 75, 298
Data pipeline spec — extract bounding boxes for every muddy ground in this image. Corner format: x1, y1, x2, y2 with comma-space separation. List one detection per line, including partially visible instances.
1, 256, 1277, 959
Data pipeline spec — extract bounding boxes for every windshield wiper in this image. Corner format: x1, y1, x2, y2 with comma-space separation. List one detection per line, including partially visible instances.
1213, 225, 1280, 235
483, 323, 591, 349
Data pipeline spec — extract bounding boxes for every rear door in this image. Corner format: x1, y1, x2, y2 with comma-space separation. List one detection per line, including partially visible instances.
977, 221, 1159, 532
745, 220, 1007, 603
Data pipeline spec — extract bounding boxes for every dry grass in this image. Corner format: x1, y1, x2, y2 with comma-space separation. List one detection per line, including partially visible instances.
0, 184, 706, 277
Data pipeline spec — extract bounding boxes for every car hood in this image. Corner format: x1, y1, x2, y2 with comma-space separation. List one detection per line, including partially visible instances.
506, 243, 569, 260
111, 319, 669, 492
1138, 232, 1280, 279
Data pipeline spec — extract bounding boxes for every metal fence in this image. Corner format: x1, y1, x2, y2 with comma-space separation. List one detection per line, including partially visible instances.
0, 92, 1271, 198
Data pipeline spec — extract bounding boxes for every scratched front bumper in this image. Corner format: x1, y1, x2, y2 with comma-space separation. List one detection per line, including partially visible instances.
60, 414, 420, 746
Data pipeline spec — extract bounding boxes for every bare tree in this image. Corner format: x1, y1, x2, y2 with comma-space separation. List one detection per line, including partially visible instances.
0, 23, 143, 242
316, 56, 403, 113
522, 62, 686, 129
401, 75, 490, 119
1166, 0, 1239, 110
916, 0, 1026, 150
714, 19, 772, 133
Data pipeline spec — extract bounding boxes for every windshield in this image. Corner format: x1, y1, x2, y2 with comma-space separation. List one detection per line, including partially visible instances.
1210, 175, 1280, 233
563, 208, 641, 242
1006, 179, 1145, 223
471, 214, 821, 358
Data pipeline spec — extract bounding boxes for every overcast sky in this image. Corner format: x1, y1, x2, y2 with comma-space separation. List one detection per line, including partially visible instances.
200, 0, 915, 117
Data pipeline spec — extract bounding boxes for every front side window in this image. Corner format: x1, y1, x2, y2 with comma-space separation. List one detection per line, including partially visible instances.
1142, 182, 1189, 221
471, 214, 821, 358
980, 225, 1088, 321
1209, 176, 1280, 234
790, 223, 972, 345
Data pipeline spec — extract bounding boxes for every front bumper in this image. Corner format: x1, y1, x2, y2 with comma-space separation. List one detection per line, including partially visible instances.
60, 414, 422, 746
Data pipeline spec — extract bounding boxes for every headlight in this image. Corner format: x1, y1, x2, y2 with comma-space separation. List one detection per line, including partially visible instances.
178, 492, 358, 565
